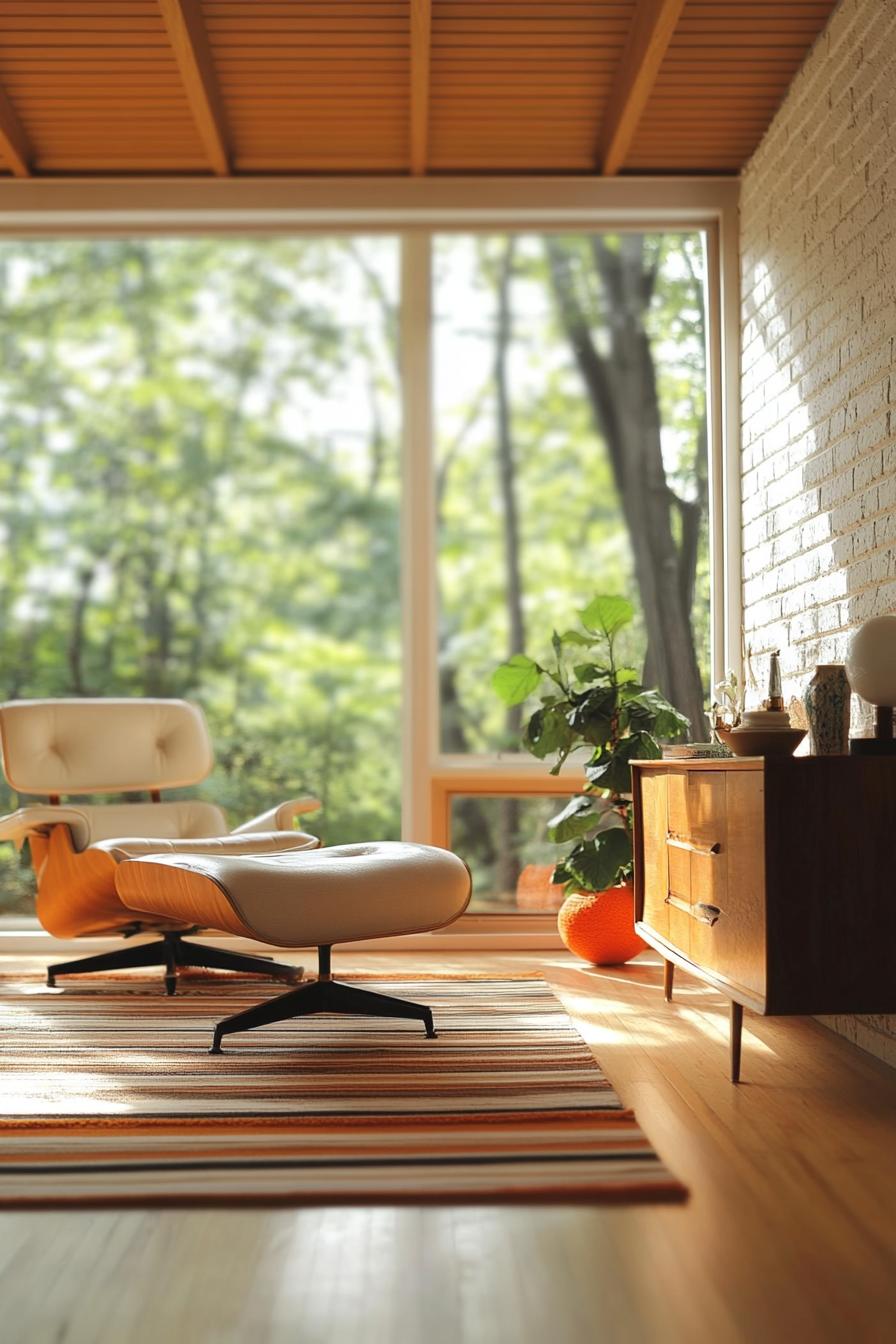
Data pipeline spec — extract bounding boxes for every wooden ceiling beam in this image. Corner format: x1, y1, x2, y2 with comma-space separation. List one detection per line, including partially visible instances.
598, 0, 687, 176
410, 0, 432, 175
0, 83, 32, 177
157, 0, 230, 176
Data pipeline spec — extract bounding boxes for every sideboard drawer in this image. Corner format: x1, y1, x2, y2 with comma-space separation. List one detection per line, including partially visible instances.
640, 772, 670, 940
641, 771, 689, 957
698, 770, 766, 997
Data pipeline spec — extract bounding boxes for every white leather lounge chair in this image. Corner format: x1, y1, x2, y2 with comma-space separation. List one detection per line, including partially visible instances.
0, 698, 321, 993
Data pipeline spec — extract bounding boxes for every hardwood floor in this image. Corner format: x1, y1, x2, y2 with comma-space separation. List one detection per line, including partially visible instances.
2, 949, 895, 1344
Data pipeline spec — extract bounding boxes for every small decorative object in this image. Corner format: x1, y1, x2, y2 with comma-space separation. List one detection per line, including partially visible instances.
715, 726, 805, 757
845, 615, 896, 756
803, 664, 850, 755
766, 648, 784, 710
715, 650, 805, 757
557, 881, 646, 966
712, 670, 743, 731
491, 594, 689, 966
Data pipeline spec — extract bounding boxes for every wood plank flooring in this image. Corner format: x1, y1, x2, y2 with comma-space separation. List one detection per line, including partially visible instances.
1, 949, 895, 1344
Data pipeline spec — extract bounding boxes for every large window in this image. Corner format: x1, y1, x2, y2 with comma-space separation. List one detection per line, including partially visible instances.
0, 238, 401, 913
434, 233, 710, 911
0, 223, 716, 924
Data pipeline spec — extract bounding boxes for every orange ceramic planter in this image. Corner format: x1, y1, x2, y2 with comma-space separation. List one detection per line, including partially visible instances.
557, 880, 647, 966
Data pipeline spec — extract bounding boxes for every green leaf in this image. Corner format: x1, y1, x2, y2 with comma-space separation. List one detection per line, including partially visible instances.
572, 662, 611, 685
616, 666, 640, 686
568, 684, 617, 747
551, 859, 573, 887
491, 654, 541, 706
623, 689, 690, 739
580, 595, 634, 640
556, 628, 592, 647
546, 794, 601, 843
523, 704, 575, 760
585, 731, 661, 794
560, 827, 633, 893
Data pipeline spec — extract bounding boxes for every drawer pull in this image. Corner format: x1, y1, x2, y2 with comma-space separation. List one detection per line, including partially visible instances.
666, 833, 721, 856
664, 894, 722, 926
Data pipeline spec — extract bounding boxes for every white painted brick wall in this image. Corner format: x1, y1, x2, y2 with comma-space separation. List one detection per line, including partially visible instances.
740, 0, 896, 1067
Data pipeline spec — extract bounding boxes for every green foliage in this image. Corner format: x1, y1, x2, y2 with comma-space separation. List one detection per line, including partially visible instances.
622, 688, 690, 740
522, 704, 575, 760
0, 237, 403, 914
552, 827, 632, 895
493, 594, 689, 894
490, 654, 542, 708
434, 232, 711, 760
581, 594, 634, 640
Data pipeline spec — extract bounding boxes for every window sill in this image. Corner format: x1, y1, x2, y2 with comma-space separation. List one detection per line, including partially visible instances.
0, 922, 564, 955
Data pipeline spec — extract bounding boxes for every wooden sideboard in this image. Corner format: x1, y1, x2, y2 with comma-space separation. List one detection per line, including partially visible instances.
630, 756, 896, 1081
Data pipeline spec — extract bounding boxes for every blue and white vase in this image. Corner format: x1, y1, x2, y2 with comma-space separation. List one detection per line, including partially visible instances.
804, 664, 850, 755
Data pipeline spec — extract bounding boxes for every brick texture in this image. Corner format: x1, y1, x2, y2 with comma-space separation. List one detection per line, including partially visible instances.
740, 0, 896, 1065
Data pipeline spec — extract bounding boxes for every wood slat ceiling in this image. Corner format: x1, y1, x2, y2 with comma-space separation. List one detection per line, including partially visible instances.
0, 0, 839, 178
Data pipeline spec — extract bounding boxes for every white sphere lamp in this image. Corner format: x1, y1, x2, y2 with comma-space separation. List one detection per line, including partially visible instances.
845, 615, 896, 755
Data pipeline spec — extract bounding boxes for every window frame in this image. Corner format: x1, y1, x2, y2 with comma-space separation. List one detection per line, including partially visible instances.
0, 177, 741, 945
396, 190, 741, 938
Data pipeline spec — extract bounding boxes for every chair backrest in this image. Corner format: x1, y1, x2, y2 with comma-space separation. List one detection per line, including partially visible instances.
0, 698, 214, 797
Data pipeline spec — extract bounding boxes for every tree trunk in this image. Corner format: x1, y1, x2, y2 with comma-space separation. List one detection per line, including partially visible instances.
67, 566, 95, 695
547, 236, 709, 739
142, 555, 173, 696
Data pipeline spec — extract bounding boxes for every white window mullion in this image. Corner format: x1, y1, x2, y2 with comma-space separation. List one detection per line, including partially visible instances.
705, 222, 726, 693
720, 199, 744, 685
399, 230, 438, 842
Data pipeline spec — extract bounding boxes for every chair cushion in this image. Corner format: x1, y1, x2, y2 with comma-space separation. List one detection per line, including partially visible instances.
116, 842, 472, 945
0, 698, 213, 794
95, 830, 320, 863
0, 800, 230, 852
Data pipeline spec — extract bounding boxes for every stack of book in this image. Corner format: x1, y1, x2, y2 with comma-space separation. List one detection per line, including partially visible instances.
662, 742, 733, 760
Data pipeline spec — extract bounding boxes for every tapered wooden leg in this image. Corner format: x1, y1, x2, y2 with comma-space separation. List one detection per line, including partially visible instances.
730, 1000, 743, 1083
663, 959, 675, 1001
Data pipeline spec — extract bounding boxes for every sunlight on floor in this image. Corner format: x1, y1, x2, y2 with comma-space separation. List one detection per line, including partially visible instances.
551, 970, 780, 1059
3, 1074, 132, 1115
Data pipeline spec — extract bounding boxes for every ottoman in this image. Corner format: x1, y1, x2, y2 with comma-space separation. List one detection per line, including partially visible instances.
115, 841, 472, 1053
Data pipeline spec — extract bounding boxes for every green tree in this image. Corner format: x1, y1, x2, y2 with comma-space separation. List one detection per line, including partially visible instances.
0, 238, 403, 913
435, 231, 710, 904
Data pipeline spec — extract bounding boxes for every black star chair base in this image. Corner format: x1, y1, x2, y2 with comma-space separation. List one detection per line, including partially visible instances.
46, 929, 303, 998
209, 943, 435, 1053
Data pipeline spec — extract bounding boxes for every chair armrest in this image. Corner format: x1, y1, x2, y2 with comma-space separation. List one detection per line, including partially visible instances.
231, 796, 322, 835
0, 806, 91, 851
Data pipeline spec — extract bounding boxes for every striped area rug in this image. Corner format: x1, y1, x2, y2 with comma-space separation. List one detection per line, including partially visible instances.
0, 975, 686, 1206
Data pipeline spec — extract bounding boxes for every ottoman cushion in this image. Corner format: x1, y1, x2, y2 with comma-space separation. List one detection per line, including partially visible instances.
95, 830, 320, 862
115, 841, 472, 946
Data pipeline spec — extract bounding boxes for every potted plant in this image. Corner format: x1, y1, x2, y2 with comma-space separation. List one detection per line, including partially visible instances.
492, 594, 689, 964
